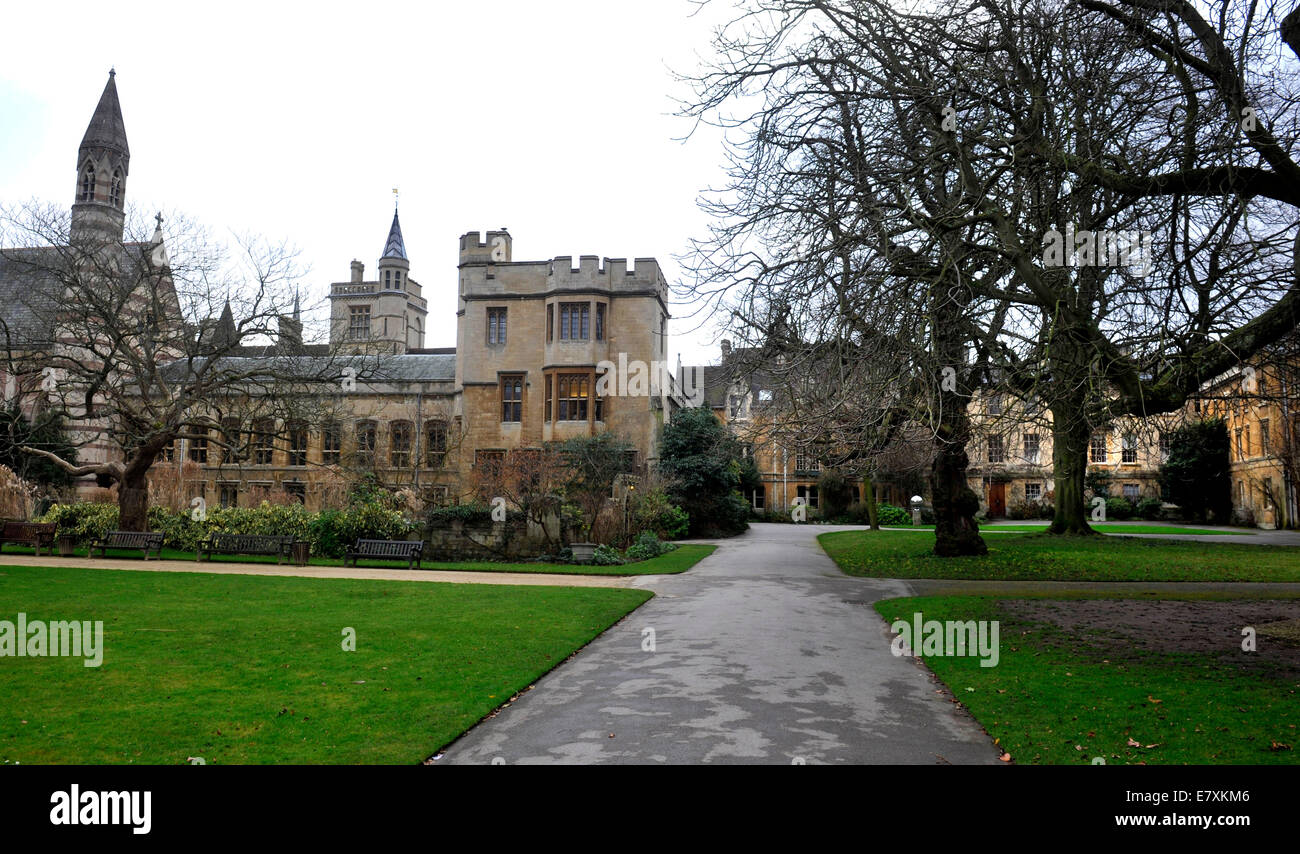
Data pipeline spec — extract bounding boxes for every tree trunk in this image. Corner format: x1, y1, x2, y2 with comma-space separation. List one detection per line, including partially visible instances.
864, 478, 880, 530
931, 435, 987, 556
118, 468, 150, 532
1048, 398, 1097, 535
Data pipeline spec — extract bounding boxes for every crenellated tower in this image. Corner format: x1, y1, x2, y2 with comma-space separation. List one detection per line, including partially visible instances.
71, 69, 129, 246
328, 205, 427, 353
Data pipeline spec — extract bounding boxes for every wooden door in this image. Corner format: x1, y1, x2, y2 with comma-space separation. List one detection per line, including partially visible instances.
987, 482, 1006, 518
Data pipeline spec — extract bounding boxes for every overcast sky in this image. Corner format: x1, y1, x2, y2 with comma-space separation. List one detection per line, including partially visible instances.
0, 0, 736, 366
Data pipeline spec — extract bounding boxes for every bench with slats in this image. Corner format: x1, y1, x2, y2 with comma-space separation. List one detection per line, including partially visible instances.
344, 539, 424, 570
88, 530, 165, 560
197, 533, 297, 563
0, 521, 57, 556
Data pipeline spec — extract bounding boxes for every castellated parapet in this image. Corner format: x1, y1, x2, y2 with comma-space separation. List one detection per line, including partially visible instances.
458, 230, 668, 303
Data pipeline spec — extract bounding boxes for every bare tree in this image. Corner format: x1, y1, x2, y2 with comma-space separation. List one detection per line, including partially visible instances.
0, 202, 369, 530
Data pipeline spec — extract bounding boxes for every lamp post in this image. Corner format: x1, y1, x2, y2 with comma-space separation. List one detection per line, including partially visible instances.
910, 494, 924, 527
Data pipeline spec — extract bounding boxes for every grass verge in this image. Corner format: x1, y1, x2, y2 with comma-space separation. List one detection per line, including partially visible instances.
874, 595, 1300, 764
820, 530, 1300, 582
0, 564, 651, 764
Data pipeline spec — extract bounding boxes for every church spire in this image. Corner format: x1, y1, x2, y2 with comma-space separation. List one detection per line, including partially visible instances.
381, 208, 407, 260
71, 70, 130, 246
79, 69, 130, 161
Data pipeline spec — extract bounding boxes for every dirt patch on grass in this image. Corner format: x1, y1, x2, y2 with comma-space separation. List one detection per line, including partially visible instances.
1002, 599, 1300, 679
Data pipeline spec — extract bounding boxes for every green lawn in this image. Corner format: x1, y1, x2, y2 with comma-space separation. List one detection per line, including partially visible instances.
891, 524, 1243, 535
820, 529, 1300, 582
0, 565, 651, 764
875, 595, 1300, 764
0, 543, 715, 576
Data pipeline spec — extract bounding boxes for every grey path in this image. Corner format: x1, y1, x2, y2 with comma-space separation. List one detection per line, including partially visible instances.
435, 523, 1001, 765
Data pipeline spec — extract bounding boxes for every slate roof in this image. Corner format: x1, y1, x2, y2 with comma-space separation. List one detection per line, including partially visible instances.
381, 210, 407, 260
0, 247, 66, 343
80, 71, 129, 160
159, 352, 456, 384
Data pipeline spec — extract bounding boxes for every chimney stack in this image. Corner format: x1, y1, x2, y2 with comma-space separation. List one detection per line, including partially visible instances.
350, 260, 364, 283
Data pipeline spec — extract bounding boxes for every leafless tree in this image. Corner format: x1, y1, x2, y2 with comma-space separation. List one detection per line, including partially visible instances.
0, 202, 376, 530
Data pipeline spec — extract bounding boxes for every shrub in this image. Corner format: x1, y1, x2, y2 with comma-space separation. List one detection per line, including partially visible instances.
875, 503, 912, 526
1136, 497, 1163, 521
590, 544, 626, 565
625, 531, 677, 561
1104, 496, 1135, 520
40, 502, 119, 542
632, 489, 690, 540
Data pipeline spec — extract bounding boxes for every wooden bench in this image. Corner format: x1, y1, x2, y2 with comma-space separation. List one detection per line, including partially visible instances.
0, 521, 57, 556
344, 539, 424, 570
197, 533, 297, 563
88, 531, 165, 560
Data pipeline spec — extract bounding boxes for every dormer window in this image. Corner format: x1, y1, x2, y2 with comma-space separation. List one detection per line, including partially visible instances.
79, 164, 95, 202
109, 169, 123, 207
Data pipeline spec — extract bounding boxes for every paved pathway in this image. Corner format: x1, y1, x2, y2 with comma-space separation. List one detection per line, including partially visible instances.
435, 524, 1002, 765
0, 554, 635, 588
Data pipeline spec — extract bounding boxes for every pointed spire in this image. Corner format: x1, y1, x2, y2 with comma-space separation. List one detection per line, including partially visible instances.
80, 69, 130, 160
381, 208, 407, 260
214, 300, 237, 348
292, 287, 301, 321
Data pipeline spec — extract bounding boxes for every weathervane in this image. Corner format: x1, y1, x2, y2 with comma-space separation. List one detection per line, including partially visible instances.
393, 187, 399, 209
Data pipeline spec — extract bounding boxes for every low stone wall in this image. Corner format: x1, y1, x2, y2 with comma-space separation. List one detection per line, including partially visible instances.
423, 516, 562, 561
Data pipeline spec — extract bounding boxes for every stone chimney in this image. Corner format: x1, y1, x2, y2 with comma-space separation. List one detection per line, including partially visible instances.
350, 260, 364, 283
721, 339, 732, 359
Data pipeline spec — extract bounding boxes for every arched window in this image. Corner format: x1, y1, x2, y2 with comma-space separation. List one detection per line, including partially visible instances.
79, 164, 96, 202
384, 270, 391, 288
390, 421, 412, 467
109, 169, 123, 207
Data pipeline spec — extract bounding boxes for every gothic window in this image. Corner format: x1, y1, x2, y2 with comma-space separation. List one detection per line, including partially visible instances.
556, 374, 589, 421
253, 419, 275, 466
355, 420, 377, 464
321, 421, 341, 466
595, 303, 605, 341
488, 308, 507, 345
79, 164, 95, 202
390, 421, 412, 467
501, 375, 523, 422
560, 303, 589, 340
426, 421, 447, 467
287, 422, 308, 467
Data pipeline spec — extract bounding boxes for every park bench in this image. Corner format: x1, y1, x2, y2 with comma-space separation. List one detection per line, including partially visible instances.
344, 539, 424, 570
88, 531, 165, 560
197, 533, 297, 563
0, 521, 57, 556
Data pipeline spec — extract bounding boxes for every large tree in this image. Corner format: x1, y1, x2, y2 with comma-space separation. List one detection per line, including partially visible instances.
0, 204, 363, 530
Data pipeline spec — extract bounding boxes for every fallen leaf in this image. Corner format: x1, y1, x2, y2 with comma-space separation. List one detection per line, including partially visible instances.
999, 753, 1012, 762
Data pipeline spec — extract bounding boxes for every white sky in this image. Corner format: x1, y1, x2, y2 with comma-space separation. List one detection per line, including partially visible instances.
0, 0, 735, 367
